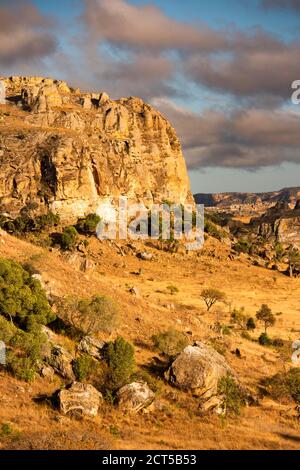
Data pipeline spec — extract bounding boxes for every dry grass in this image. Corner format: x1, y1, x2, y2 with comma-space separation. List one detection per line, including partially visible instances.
0, 228, 300, 449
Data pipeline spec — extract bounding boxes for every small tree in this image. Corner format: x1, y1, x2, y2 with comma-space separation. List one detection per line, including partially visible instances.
286, 246, 300, 278
200, 288, 226, 311
256, 304, 276, 334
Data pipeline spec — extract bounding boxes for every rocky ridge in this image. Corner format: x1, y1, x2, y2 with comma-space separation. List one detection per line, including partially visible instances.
0, 76, 192, 222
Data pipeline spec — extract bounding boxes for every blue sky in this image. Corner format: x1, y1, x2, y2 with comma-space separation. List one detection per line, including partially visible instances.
1, 0, 300, 194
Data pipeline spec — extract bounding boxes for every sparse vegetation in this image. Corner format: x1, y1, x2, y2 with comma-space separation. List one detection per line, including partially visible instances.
233, 240, 252, 254
166, 285, 179, 295
262, 368, 300, 404
218, 375, 245, 416
57, 295, 119, 335
0, 211, 60, 234
152, 328, 188, 357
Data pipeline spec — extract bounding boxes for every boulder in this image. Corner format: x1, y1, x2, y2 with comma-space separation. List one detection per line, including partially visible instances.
48, 345, 75, 380
116, 382, 155, 413
77, 336, 105, 360
58, 382, 103, 417
137, 252, 153, 261
165, 342, 232, 399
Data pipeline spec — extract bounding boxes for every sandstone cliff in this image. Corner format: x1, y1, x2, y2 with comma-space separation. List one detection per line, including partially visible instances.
0, 76, 192, 222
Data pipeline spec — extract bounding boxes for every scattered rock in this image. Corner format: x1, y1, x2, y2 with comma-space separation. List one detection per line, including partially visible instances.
47, 345, 75, 380
39, 364, 55, 380
116, 382, 155, 413
77, 336, 105, 360
137, 252, 153, 261
58, 382, 103, 417
129, 286, 140, 297
165, 342, 232, 399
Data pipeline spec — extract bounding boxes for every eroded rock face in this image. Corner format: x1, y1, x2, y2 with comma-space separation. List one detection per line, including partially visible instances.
165, 343, 232, 399
116, 382, 155, 413
58, 382, 103, 417
252, 201, 300, 250
0, 76, 192, 222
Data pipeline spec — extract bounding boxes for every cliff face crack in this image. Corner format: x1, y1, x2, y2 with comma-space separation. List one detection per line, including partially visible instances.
40, 154, 58, 201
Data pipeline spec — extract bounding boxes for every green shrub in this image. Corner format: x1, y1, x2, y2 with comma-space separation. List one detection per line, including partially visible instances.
76, 214, 101, 235
0, 258, 55, 330
262, 368, 300, 404
59, 226, 78, 251
152, 328, 188, 357
6, 328, 48, 382
246, 317, 256, 331
218, 374, 245, 416
233, 240, 251, 254
258, 332, 272, 346
0, 211, 59, 234
73, 354, 95, 381
105, 337, 135, 391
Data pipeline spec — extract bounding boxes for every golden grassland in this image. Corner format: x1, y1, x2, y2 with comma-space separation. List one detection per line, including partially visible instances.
0, 229, 300, 450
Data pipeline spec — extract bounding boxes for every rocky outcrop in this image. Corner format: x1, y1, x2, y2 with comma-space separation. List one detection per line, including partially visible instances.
165, 342, 232, 399
0, 76, 192, 222
47, 345, 75, 380
116, 382, 155, 413
58, 382, 103, 417
253, 201, 300, 250
77, 336, 105, 360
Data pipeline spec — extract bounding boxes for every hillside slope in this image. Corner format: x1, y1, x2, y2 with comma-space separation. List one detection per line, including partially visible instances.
0, 229, 300, 450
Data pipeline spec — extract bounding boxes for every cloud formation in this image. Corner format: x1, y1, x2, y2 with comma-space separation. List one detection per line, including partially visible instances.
186, 44, 300, 100
0, 1, 57, 66
153, 98, 300, 169
83, 0, 227, 52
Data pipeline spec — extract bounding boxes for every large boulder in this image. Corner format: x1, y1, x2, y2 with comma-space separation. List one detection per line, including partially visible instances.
77, 336, 105, 360
58, 382, 103, 417
165, 342, 232, 399
47, 345, 75, 380
116, 382, 155, 413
